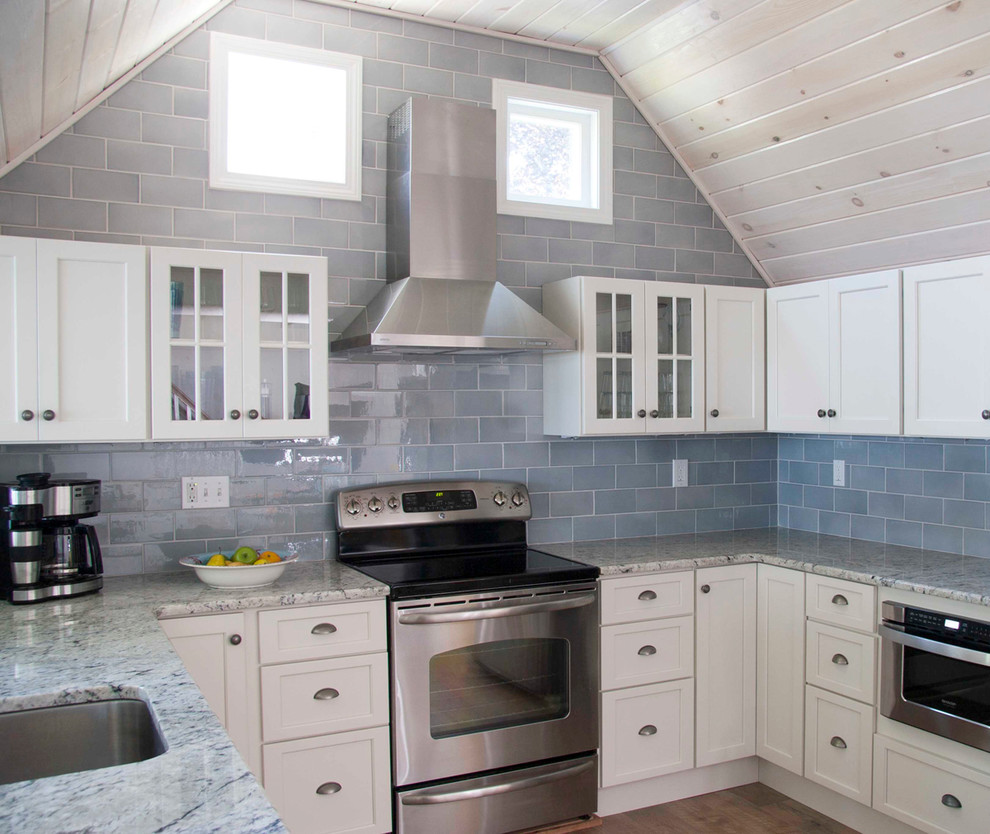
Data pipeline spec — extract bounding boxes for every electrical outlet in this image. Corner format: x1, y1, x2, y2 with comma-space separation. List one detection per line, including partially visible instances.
673, 459, 689, 488
182, 476, 230, 509
833, 459, 846, 487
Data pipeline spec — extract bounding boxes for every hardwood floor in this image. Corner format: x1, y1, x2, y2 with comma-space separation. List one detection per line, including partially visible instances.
597, 784, 861, 833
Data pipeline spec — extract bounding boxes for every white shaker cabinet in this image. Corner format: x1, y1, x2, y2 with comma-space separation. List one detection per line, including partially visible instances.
704, 286, 765, 431
543, 276, 705, 435
903, 256, 990, 438
695, 563, 757, 768
0, 237, 148, 443
768, 271, 901, 435
150, 248, 328, 440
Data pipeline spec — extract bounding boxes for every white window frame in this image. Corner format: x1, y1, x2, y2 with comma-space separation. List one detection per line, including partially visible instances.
209, 33, 362, 201
493, 79, 612, 225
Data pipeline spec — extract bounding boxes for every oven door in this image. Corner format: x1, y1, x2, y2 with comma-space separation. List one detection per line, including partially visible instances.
880, 623, 990, 753
390, 583, 599, 786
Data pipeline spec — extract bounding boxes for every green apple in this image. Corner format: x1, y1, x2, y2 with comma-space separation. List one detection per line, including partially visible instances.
232, 545, 259, 565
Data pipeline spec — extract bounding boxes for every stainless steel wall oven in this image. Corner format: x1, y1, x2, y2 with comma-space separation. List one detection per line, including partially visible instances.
337, 480, 600, 834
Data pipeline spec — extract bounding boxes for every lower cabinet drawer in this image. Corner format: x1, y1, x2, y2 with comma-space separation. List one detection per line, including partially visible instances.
805, 620, 876, 704
804, 685, 873, 806
263, 725, 391, 834
601, 616, 693, 690
261, 653, 388, 742
874, 735, 990, 834
601, 679, 694, 787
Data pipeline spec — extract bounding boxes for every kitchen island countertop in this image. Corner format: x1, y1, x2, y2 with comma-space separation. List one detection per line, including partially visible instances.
0, 560, 387, 833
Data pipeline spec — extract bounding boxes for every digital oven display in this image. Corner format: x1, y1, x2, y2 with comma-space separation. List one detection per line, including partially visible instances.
401, 489, 477, 513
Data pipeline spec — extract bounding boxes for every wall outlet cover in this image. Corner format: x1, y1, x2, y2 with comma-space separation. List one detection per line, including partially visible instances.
673, 459, 689, 488
182, 476, 230, 509
833, 459, 845, 487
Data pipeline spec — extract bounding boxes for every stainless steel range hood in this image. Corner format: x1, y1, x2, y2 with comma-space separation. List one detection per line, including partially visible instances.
330, 98, 576, 356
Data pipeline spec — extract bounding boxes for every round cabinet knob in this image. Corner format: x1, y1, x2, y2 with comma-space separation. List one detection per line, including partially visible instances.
387, 496, 399, 510
345, 499, 361, 516
248, 409, 259, 420
710, 409, 719, 418
316, 782, 342, 796
368, 497, 384, 513
637, 409, 647, 418
700, 584, 711, 594
942, 794, 962, 809
817, 409, 827, 418
493, 491, 507, 507
649, 410, 659, 418
829, 736, 847, 749
229, 634, 242, 646
42, 410, 56, 422
827, 408, 836, 418
20, 410, 34, 422
230, 409, 241, 420
311, 622, 337, 635
638, 725, 657, 736
983, 410, 990, 421
511, 491, 525, 507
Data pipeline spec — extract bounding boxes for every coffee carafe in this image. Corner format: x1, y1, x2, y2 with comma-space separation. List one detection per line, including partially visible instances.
1, 472, 103, 604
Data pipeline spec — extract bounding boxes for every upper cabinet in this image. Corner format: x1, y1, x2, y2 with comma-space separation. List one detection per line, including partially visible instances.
767, 272, 901, 435
543, 277, 705, 436
151, 248, 328, 440
0, 237, 148, 443
705, 286, 765, 432
903, 256, 990, 438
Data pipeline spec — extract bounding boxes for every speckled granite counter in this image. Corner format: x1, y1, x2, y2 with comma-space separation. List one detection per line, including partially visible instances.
542, 527, 990, 607
0, 561, 386, 834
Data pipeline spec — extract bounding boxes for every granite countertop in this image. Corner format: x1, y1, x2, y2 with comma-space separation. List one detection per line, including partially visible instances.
542, 527, 990, 607
0, 560, 387, 834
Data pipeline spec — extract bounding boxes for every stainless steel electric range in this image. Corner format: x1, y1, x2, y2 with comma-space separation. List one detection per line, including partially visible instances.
336, 480, 600, 834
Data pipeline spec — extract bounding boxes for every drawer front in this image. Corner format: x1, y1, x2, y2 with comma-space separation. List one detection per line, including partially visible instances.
258, 600, 386, 664
874, 735, 990, 834
261, 653, 388, 742
601, 679, 694, 786
601, 616, 693, 690
804, 685, 874, 806
600, 572, 693, 625
806, 575, 876, 633
263, 725, 391, 834
806, 620, 877, 704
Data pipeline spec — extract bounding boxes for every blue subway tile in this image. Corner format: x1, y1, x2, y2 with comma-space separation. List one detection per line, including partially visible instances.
751, 482, 776, 505
715, 484, 751, 507
820, 512, 851, 538
905, 443, 943, 470
788, 506, 818, 532
886, 519, 922, 548
904, 496, 943, 524
924, 471, 964, 499
505, 442, 549, 468
834, 488, 868, 515
789, 461, 820, 485
850, 465, 886, 491
594, 440, 638, 464
573, 514, 615, 541
695, 461, 735, 485
735, 459, 772, 483
868, 492, 904, 519
676, 485, 714, 509
550, 441, 594, 466
527, 517, 572, 544
697, 508, 734, 532
922, 524, 963, 555
945, 444, 987, 473
869, 442, 904, 468
804, 486, 834, 511
657, 510, 697, 535
574, 465, 615, 490
715, 438, 752, 461
616, 464, 657, 488
834, 439, 869, 465
526, 467, 573, 492
778, 436, 804, 460
734, 505, 770, 529
943, 499, 985, 529
804, 439, 835, 462
636, 487, 676, 512
550, 491, 594, 517
850, 514, 885, 542
885, 468, 924, 495
965, 473, 990, 501
964, 528, 990, 558
779, 482, 803, 507
636, 438, 676, 462
675, 437, 715, 461
594, 489, 638, 515
617, 512, 658, 537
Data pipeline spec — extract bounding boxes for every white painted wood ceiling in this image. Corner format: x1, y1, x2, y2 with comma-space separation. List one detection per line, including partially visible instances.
2, 0, 988, 285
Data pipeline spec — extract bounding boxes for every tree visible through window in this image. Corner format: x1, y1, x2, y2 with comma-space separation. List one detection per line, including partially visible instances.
508, 113, 583, 203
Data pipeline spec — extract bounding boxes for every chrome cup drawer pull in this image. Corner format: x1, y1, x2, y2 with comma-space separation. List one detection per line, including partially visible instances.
314, 688, 340, 701
638, 645, 657, 656
311, 622, 337, 635
941, 793, 962, 809
639, 725, 657, 736
831, 594, 849, 606
830, 736, 847, 749
316, 782, 342, 795
638, 590, 657, 601
831, 653, 849, 666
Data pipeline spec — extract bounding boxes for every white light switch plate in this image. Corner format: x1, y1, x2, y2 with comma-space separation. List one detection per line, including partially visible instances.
673, 459, 689, 488
833, 460, 846, 487
182, 476, 230, 509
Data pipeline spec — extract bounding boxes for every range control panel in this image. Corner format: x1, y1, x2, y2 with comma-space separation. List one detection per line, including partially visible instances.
336, 480, 531, 529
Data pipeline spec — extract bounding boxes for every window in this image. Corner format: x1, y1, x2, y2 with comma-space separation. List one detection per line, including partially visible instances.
493, 80, 612, 224
209, 34, 362, 201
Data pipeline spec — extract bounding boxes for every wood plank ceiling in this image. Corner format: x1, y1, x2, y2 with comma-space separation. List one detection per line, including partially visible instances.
1, 0, 988, 285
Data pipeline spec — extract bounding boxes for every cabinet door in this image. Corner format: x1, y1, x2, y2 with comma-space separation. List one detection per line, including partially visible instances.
705, 286, 765, 431
767, 282, 829, 432
159, 612, 256, 774
151, 248, 243, 439
904, 256, 990, 438
828, 271, 902, 435
805, 686, 873, 806
36, 240, 147, 441
695, 563, 757, 767
0, 237, 38, 441
756, 565, 804, 775
580, 277, 648, 434
241, 254, 328, 439
644, 282, 705, 433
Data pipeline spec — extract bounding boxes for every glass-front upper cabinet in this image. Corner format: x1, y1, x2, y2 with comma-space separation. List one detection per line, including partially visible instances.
151, 248, 327, 440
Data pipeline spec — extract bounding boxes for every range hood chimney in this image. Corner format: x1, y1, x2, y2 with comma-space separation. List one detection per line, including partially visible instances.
330, 98, 577, 355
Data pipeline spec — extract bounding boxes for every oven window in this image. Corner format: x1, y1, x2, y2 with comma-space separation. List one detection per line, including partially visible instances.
429, 638, 569, 739
903, 646, 990, 724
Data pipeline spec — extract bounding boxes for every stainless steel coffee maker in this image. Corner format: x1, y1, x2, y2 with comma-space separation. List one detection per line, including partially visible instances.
1, 473, 103, 604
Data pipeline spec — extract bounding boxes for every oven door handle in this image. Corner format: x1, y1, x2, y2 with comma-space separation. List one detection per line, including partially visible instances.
399, 758, 596, 805
880, 624, 990, 667
397, 592, 596, 624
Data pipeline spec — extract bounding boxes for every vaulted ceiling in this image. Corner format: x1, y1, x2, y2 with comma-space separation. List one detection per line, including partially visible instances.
1, 0, 988, 285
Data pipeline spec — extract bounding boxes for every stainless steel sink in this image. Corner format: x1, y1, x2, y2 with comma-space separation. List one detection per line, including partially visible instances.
0, 698, 167, 784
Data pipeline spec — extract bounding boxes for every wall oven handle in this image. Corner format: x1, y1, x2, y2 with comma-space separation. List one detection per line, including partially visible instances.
397, 592, 597, 624
880, 624, 990, 667
399, 758, 596, 806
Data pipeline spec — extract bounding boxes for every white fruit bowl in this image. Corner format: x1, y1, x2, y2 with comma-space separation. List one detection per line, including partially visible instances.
180, 552, 297, 589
